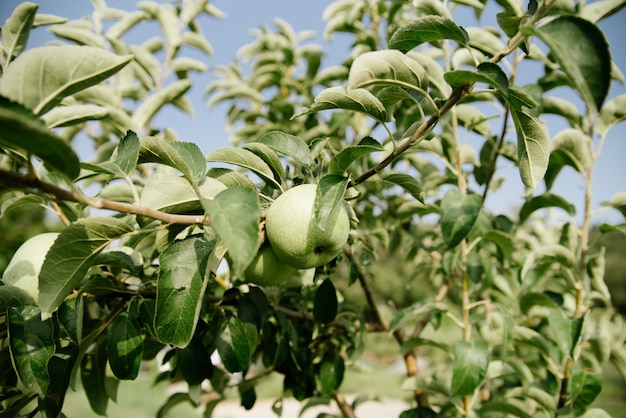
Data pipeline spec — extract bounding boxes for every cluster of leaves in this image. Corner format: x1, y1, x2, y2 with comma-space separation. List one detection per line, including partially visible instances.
1, 0, 626, 417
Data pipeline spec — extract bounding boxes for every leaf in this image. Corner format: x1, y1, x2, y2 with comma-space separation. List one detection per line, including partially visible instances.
0, 97, 80, 179
81, 344, 111, 415
108, 311, 143, 380
201, 187, 261, 275
8, 305, 55, 396
510, 109, 549, 189
451, 340, 489, 396
602, 191, 626, 219
319, 353, 345, 395
139, 136, 206, 185
176, 338, 213, 385
440, 189, 482, 248
105, 10, 147, 39
0, 45, 132, 116
154, 234, 216, 348
389, 16, 468, 53
348, 50, 428, 91
243, 142, 285, 183
521, 244, 577, 288
523, 16, 611, 112
571, 369, 603, 416
1, 1, 38, 60
115, 130, 140, 175
579, 0, 626, 23
519, 193, 576, 223
597, 93, 626, 138
315, 175, 348, 231
206, 147, 281, 189
295, 86, 387, 123
599, 223, 626, 236
216, 315, 259, 373
258, 131, 313, 167
544, 128, 591, 189
381, 173, 425, 203
329, 136, 384, 174
38, 217, 133, 319
132, 79, 191, 130
141, 170, 225, 213
390, 302, 449, 332
549, 310, 586, 359
41, 104, 108, 128
314, 279, 338, 324
480, 401, 531, 418
0, 286, 35, 311
444, 62, 509, 94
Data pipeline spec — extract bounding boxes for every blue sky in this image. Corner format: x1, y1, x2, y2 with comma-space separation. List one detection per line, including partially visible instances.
1, 0, 625, 225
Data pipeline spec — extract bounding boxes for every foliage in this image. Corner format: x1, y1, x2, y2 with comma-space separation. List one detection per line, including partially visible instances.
1, 0, 626, 417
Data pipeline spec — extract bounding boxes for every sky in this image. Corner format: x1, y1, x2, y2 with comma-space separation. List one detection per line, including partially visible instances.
1, 0, 625, 226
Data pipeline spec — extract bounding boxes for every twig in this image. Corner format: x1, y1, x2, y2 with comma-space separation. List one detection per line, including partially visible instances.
333, 392, 357, 418
0, 169, 206, 225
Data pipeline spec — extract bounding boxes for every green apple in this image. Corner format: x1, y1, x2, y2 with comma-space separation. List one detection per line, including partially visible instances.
244, 243, 298, 286
2, 232, 60, 301
265, 184, 350, 269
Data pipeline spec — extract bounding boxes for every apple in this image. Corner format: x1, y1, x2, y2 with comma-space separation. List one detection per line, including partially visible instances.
2, 232, 60, 301
265, 184, 350, 269
244, 243, 298, 286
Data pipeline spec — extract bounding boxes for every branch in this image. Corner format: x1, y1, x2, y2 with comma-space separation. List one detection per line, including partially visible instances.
333, 392, 357, 418
0, 169, 206, 225
343, 246, 429, 406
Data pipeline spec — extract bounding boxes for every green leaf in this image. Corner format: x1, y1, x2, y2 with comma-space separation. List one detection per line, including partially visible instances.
510, 109, 549, 189
41, 103, 108, 128
139, 136, 206, 185
207, 167, 257, 189
258, 131, 314, 167
243, 142, 285, 183
201, 187, 261, 275
206, 147, 281, 189
0, 285, 35, 311
579, 0, 626, 23
329, 136, 384, 174
105, 10, 146, 39
348, 50, 428, 91
108, 311, 143, 380
389, 302, 449, 332
314, 279, 338, 324
295, 86, 387, 123
132, 79, 191, 131
544, 128, 591, 189
319, 353, 345, 395
176, 338, 213, 385
381, 173, 425, 203
480, 401, 531, 418
602, 191, 626, 219
1, 2, 38, 60
451, 340, 489, 396
115, 131, 141, 175
444, 62, 509, 94
0, 45, 132, 116
40, 344, 78, 418
0, 97, 80, 179
8, 305, 55, 396
549, 310, 586, 359
154, 234, 216, 348
440, 189, 482, 248
389, 16, 468, 53
599, 223, 626, 236
142, 169, 225, 213
597, 93, 626, 138
81, 344, 111, 416
523, 16, 611, 112
315, 175, 348, 232
571, 369, 603, 416
38, 217, 133, 319
519, 193, 576, 223
521, 244, 577, 288
216, 315, 259, 373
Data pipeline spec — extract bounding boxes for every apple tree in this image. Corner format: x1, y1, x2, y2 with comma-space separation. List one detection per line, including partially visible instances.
1, 0, 626, 417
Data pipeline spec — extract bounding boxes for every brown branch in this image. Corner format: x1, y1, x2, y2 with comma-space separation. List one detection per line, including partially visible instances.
333, 392, 357, 418
0, 169, 206, 225
343, 246, 429, 406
